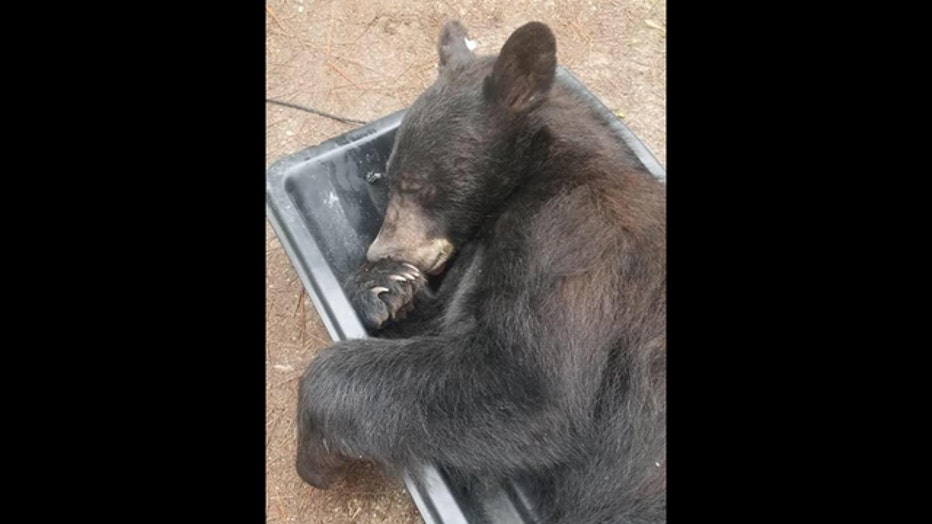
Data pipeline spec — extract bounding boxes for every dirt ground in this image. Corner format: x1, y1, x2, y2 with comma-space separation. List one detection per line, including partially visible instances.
265, 1, 666, 522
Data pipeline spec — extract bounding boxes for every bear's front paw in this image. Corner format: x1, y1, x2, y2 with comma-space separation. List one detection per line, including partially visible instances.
345, 259, 427, 331
296, 434, 347, 489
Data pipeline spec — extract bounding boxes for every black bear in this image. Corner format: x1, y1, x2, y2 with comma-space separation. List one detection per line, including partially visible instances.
297, 20, 666, 524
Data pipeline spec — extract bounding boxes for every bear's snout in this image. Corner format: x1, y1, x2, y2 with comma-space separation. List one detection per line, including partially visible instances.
366, 233, 453, 275
368, 193, 454, 274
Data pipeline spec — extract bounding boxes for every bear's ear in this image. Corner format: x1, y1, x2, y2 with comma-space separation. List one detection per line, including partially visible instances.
486, 22, 557, 113
438, 20, 475, 68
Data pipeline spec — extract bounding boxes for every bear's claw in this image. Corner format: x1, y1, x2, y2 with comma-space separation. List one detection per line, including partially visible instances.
345, 259, 428, 331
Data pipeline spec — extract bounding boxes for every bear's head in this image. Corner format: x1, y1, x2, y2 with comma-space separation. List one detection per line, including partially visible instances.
366, 21, 557, 274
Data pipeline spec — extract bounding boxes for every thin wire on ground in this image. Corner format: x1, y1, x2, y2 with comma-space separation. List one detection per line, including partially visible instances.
266, 98, 368, 125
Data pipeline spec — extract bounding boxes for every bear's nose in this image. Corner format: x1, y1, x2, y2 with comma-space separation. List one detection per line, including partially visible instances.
366, 236, 394, 263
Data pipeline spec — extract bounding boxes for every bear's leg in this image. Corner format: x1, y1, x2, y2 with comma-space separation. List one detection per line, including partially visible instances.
296, 331, 576, 487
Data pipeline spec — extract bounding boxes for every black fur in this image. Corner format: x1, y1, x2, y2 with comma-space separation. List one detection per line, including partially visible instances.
297, 21, 666, 524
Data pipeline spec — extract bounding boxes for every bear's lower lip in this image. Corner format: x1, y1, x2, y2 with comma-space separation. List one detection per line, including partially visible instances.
424, 250, 451, 275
